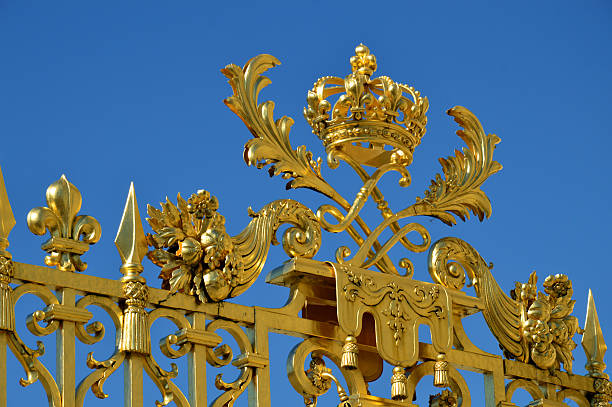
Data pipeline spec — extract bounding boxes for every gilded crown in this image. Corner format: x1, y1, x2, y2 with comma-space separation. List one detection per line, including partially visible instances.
304, 44, 428, 167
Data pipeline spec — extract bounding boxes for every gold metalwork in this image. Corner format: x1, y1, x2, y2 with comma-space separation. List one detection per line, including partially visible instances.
27, 175, 101, 271
334, 263, 452, 368
0, 165, 15, 332
583, 289, 608, 378
0, 44, 607, 407
390, 366, 408, 400
429, 237, 584, 373
434, 353, 450, 388
146, 190, 320, 302
517, 273, 582, 373
304, 43, 428, 168
591, 378, 612, 406
116, 182, 149, 354
429, 390, 458, 407
0, 166, 15, 260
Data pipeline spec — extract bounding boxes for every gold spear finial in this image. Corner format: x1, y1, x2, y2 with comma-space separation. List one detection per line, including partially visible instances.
582, 289, 608, 378
0, 166, 15, 259
114, 182, 147, 279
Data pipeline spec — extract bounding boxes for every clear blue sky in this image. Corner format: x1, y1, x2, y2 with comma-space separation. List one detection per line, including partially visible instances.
1, 1, 611, 406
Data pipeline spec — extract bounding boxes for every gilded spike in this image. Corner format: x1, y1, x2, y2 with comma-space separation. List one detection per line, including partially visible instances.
115, 182, 147, 274
116, 183, 150, 354
0, 165, 15, 331
0, 165, 15, 258
583, 289, 608, 378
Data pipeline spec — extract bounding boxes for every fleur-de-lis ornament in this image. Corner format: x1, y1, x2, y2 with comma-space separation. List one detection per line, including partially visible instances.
27, 175, 101, 271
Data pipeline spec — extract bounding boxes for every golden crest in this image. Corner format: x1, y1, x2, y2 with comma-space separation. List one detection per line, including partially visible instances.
0, 45, 608, 407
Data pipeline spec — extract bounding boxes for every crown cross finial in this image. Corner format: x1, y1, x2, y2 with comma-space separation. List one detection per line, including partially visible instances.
350, 44, 377, 76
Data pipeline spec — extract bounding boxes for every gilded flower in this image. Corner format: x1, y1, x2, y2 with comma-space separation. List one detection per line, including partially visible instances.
543, 274, 571, 299
187, 189, 219, 219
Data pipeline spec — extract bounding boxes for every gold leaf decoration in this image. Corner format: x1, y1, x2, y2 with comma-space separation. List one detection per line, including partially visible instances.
413, 106, 502, 225
222, 55, 339, 200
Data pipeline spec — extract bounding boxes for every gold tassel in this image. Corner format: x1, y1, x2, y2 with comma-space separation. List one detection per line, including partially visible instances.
118, 280, 150, 354
391, 366, 408, 400
434, 353, 449, 388
341, 335, 358, 370
0, 257, 14, 331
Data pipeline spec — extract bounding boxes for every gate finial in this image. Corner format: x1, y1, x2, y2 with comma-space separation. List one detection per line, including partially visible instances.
583, 289, 608, 379
0, 166, 15, 259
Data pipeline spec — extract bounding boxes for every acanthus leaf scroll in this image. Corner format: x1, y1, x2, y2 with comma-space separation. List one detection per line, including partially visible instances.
411, 106, 502, 226
222, 55, 342, 203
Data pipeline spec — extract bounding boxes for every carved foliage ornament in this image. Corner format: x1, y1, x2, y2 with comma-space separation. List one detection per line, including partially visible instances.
146, 190, 320, 302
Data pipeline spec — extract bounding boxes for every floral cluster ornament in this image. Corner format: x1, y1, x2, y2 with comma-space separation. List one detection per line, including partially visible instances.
146, 190, 321, 302
512, 272, 582, 372
27, 175, 101, 271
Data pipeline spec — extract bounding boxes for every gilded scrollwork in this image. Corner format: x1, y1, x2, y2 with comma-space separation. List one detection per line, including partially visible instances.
429, 237, 526, 360
429, 237, 584, 374
288, 337, 368, 406
74, 295, 123, 403
146, 190, 320, 302
27, 175, 101, 272
205, 318, 267, 407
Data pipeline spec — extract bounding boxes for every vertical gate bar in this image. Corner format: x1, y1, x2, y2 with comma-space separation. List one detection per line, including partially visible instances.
489, 358, 506, 406
483, 372, 496, 407
57, 287, 76, 407
124, 354, 144, 407
188, 312, 207, 407
0, 332, 7, 407
249, 310, 271, 407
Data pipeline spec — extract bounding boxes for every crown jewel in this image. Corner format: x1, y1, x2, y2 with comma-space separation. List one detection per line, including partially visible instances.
304, 44, 428, 167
